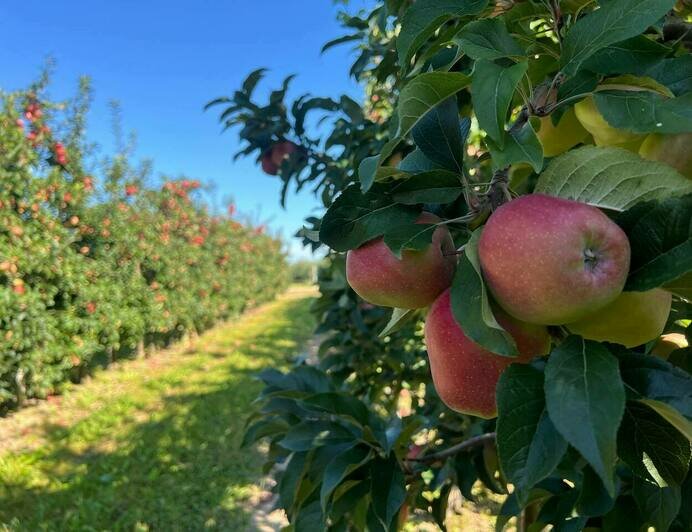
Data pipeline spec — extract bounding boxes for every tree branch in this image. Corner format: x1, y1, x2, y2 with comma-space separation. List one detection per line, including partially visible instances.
405, 432, 496, 464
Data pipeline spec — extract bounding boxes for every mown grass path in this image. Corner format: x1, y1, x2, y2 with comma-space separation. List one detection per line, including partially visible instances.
0, 286, 317, 531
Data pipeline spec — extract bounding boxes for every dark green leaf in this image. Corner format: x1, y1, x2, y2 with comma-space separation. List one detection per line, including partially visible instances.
582, 36, 672, 77
396, 0, 488, 65
299, 392, 371, 426
613, 195, 692, 293
450, 228, 519, 357
279, 421, 358, 451
497, 365, 567, 505
320, 445, 372, 510
644, 55, 692, 96
391, 170, 464, 204
472, 60, 528, 147
411, 97, 466, 172
321, 33, 362, 53
241, 417, 290, 448
616, 350, 692, 420
632, 476, 681, 532
370, 455, 406, 529
454, 18, 526, 60
294, 500, 325, 532
319, 184, 419, 251
383, 223, 436, 258
242, 67, 267, 95
560, 0, 675, 76
618, 401, 691, 487
279, 452, 309, 514
576, 465, 615, 516
638, 399, 692, 442
602, 495, 645, 531
378, 308, 417, 338
398, 148, 443, 173
594, 90, 692, 134
545, 336, 625, 495
535, 146, 692, 211
485, 122, 543, 173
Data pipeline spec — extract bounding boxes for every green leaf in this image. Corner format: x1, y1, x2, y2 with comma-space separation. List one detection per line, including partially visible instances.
544, 336, 625, 495
321, 33, 362, 54
279, 421, 358, 451
471, 60, 528, 147
320, 445, 372, 511
370, 455, 406, 529
593, 90, 692, 134
398, 148, 443, 173
299, 392, 371, 426
279, 452, 309, 514
576, 465, 615, 517
618, 401, 691, 487
560, 0, 675, 76
632, 476, 681, 532
639, 399, 692, 441
378, 307, 416, 338
616, 349, 692, 420
360, 72, 471, 191
294, 500, 325, 532
612, 195, 692, 293
582, 36, 672, 77
450, 228, 519, 357
534, 146, 692, 211
496, 365, 567, 506
397, 0, 488, 66
241, 417, 290, 448
411, 97, 467, 172
383, 223, 436, 258
454, 18, 526, 61
390, 170, 464, 204
319, 184, 419, 251
602, 495, 645, 531
398, 72, 472, 138
644, 55, 692, 96
485, 122, 543, 173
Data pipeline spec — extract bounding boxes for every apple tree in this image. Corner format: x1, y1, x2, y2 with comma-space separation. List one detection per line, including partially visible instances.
210, 1, 692, 530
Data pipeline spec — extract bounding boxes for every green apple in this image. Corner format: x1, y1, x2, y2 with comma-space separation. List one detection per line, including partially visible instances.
537, 108, 590, 157
567, 289, 672, 347
574, 97, 646, 152
639, 133, 692, 179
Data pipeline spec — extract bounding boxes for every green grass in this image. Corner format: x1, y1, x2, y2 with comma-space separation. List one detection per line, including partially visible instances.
0, 286, 317, 531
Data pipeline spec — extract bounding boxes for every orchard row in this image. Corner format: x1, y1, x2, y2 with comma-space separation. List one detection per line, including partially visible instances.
0, 84, 288, 411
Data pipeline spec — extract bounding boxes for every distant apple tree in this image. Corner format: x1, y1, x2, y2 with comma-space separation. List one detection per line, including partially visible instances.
209, 1, 692, 530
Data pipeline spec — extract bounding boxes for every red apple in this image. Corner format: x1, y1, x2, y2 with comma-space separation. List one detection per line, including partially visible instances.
424, 289, 550, 418
346, 213, 456, 308
260, 141, 300, 175
479, 194, 630, 325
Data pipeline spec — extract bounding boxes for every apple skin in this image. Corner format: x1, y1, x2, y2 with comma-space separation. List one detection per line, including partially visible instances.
346, 213, 456, 308
574, 97, 646, 152
478, 194, 631, 325
567, 289, 672, 348
260, 141, 300, 175
537, 108, 590, 157
424, 289, 551, 418
639, 133, 692, 179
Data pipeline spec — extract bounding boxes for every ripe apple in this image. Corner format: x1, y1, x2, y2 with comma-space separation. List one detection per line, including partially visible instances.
638, 133, 692, 179
424, 289, 551, 418
260, 141, 300, 175
536, 108, 590, 157
567, 289, 672, 347
346, 213, 456, 308
478, 194, 631, 325
574, 97, 646, 152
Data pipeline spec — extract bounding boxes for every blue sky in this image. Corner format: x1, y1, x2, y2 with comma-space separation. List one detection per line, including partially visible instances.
0, 0, 372, 260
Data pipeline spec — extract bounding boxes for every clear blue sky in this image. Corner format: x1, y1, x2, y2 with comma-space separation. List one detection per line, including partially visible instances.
0, 0, 372, 260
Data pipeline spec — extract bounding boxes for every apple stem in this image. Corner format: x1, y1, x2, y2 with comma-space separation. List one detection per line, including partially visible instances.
404, 432, 496, 464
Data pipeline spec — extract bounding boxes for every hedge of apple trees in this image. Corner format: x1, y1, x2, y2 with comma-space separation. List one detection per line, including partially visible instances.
210, 1, 692, 530
0, 76, 288, 412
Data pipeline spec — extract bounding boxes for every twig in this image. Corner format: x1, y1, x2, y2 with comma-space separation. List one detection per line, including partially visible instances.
405, 432, 496, 464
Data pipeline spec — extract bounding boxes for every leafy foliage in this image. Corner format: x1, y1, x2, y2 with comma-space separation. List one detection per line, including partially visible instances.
0, 80, 288, 411
209, 0, 692, 529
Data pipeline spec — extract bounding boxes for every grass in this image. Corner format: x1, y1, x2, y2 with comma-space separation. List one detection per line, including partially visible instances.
0, 286, 317, 531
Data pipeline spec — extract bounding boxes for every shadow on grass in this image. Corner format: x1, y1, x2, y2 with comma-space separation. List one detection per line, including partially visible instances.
0, 295, 315, 531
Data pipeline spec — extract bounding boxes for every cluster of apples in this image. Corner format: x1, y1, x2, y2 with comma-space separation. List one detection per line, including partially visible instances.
346, 194, 672, 418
